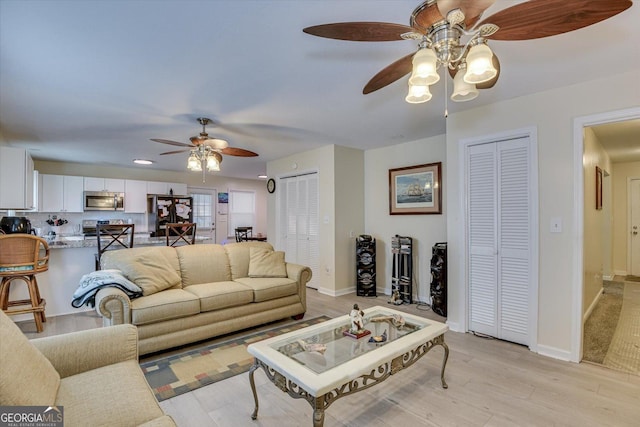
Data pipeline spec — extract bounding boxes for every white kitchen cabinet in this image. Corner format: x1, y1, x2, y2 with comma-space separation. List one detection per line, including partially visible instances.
0, 146, 35, 210
146, 181, 187, 196
40, 174, 84, 212
124, 179, 148, 213
167, 182, 188, 196
146, 181, 167, 195
84, 177, 125, 192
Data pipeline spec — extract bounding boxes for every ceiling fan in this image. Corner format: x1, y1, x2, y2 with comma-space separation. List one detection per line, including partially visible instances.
151, 117, 258, 181
303, 0, 632, 104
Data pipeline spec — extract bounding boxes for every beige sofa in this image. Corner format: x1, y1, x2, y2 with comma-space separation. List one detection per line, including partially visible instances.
0, 310, 175, 426
96, 242, 311, 355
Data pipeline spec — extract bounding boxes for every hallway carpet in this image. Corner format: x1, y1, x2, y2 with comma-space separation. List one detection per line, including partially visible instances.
603, 281, 640, 375
582, 281, 623, 364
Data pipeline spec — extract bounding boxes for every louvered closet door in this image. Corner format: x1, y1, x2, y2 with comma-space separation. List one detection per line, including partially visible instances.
468, 137, 531, 346
277, 173, 319, 288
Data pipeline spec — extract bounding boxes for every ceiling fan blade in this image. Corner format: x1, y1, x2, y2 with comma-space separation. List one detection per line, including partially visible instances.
150, 138, 193, 148
159, 149, 190, 155
478, 0, 632, 41
411, 1, 445, 32
303, 22, 419, 41
363, 53, 415, 94
221, 147, 258, 157
437, 0, 496, 28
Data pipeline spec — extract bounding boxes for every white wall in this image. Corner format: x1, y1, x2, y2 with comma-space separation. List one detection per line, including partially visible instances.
364, 135, 447, 301
582, 127, 611, 315
334, 146, 365, 295
445, 70, 640, 360
267, 145, 336, 294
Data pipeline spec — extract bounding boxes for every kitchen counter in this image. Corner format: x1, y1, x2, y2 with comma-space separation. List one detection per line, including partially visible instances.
44, 234, 214, 249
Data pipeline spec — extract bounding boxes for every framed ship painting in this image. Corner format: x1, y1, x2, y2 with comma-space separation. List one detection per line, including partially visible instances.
389, 162, 442, 215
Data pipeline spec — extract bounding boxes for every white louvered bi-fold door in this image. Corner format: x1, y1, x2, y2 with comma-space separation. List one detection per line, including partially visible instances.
278, 173, 319, 289
468, 137, 531, 346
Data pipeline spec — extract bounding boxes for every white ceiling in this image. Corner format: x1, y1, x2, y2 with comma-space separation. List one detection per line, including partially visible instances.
1, 0, 639, 179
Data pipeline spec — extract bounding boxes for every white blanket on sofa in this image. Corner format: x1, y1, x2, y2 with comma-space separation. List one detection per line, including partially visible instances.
72, 269, 143, 308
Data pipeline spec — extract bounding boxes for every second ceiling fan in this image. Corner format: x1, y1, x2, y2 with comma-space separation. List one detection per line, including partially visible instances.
151, 117, 258, 180
303, 0, 632, 103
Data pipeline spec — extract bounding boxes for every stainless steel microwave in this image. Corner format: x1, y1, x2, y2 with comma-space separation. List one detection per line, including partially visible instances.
84, 191, 124, 211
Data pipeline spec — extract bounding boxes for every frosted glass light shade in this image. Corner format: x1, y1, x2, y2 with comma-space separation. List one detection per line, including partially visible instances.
405, 83, 432, 104
187, 152, 202, 171
206, 152, 221, 172
451, 70, 479, 102
464, 43, 497, 84
408, 48, 440, 86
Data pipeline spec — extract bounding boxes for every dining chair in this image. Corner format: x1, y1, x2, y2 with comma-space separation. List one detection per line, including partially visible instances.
235, 226, 252, 242
0, 234, 50, 332
95, 223, 134, 270
166, 223, 197, 246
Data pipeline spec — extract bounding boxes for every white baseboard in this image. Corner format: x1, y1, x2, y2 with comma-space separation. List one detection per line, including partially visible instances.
583, 287, 604, 324
603, 275, 615, 281
446, 320, 462, 332
614, 270, 627, 277
536, 344, 572, 361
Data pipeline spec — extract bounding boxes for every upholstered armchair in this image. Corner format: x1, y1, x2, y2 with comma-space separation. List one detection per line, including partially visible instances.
0, 310, 175, 426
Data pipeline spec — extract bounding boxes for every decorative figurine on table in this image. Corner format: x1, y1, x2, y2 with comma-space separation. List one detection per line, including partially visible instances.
343, 304, 371, 339
369, 330, 388, 343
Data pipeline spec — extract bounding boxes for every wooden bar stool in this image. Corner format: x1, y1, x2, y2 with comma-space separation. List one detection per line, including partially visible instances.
0, 234, 50, 332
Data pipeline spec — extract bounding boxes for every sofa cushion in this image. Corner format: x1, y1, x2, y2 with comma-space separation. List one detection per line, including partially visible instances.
183, 281, 254, 312
0, 311, 60, 406
224, 241, 274, 280
248, 247, 287, 278
102, 246, 181, 296
176, 244, 232, 286
131, 289, 200, 325
234, 277, 298, 302
56, 359, 165, 427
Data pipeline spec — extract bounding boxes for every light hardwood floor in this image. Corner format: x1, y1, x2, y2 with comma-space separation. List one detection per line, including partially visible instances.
18, 290, 640, 426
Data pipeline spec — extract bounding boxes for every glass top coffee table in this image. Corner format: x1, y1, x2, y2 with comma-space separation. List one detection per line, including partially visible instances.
247, 305, 449, 426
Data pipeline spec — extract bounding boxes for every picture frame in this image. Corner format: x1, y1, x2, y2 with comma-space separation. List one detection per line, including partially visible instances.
595, 166, 602, 210
389, 162, 442, 215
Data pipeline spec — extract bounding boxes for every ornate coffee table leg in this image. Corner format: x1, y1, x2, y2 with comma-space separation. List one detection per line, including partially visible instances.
313, 396, 325, 427
435, 335, 449, 389
249, 360, 260, 420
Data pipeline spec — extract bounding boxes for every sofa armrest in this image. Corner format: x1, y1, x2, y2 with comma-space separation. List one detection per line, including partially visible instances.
32, 324, 138, 378
95, 287, 132, 326
286, 262, 312, 311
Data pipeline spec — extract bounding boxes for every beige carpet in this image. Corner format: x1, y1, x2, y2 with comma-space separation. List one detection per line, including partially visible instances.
583, 281, 624, 364
603, 281, 640, 375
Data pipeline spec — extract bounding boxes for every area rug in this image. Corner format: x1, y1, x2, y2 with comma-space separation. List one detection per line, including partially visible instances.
603, 282, 640, 375
140, 316, 330, 401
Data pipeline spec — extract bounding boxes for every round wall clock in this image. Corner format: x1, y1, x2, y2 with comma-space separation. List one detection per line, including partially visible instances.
267, 178, 276, 193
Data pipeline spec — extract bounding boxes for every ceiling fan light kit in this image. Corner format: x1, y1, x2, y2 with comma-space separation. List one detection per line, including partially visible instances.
151, 117, 258, 182
302, 0, 633, 106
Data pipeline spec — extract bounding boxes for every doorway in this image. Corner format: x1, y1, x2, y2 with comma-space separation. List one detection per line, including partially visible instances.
188, 187, 217, 243
572, 107, 640, 363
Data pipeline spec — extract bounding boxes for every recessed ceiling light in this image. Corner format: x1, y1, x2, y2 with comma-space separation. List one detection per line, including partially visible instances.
133, 159, 154, 165
257, 175, 268, 179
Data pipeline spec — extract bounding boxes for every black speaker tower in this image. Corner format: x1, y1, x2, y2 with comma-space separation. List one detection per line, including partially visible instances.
430, 242, 447, 317
356, 235, 376, 297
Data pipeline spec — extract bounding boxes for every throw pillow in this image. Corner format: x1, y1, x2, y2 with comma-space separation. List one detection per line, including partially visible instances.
248, 247, 287, 278
112, 248, 182, 296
